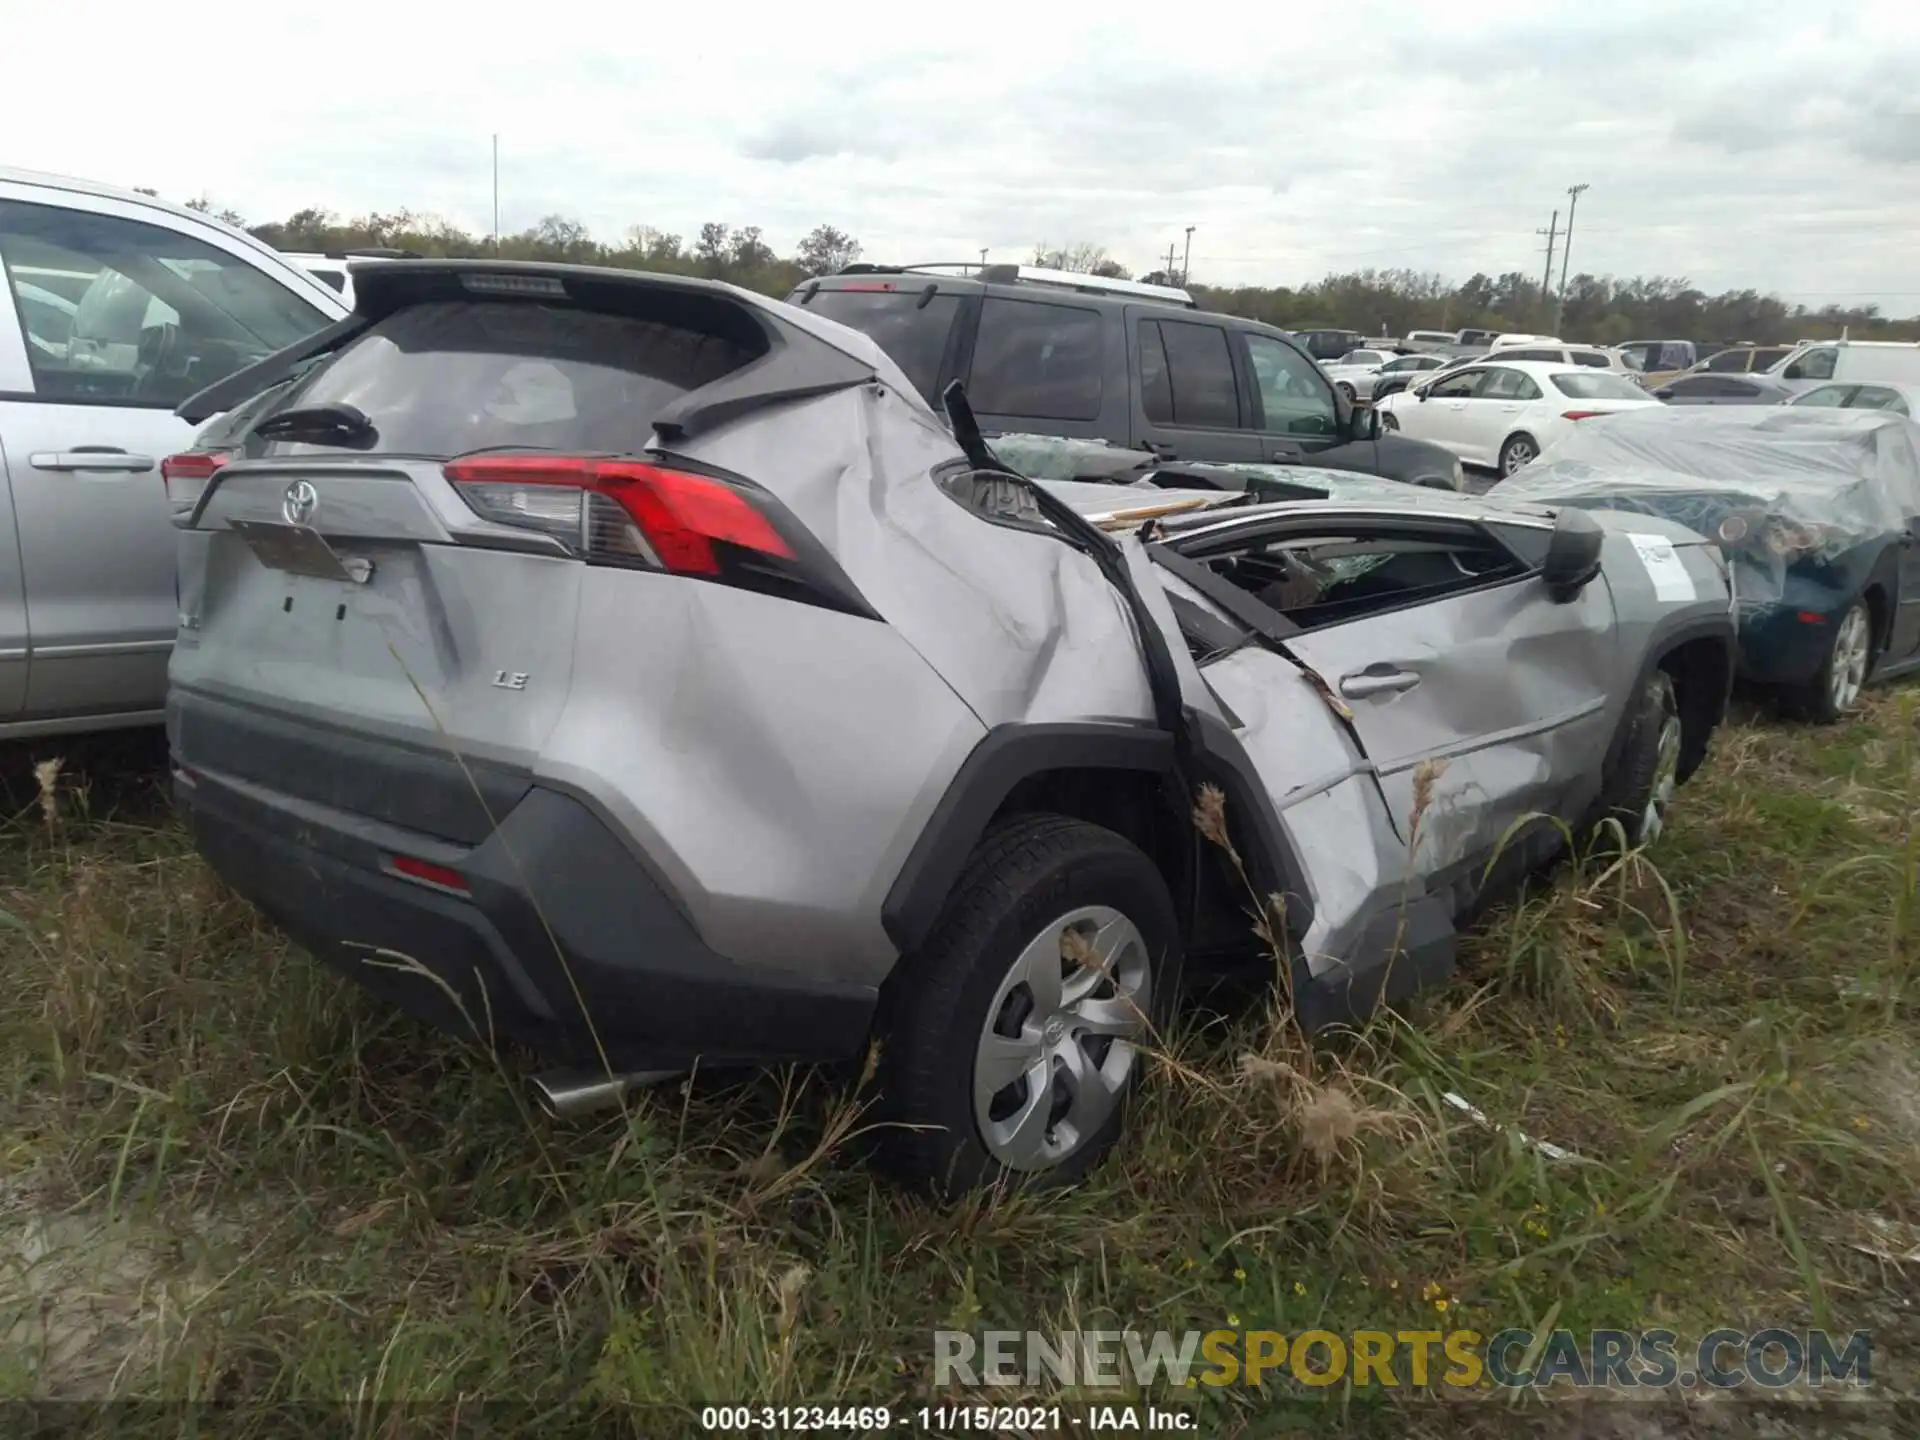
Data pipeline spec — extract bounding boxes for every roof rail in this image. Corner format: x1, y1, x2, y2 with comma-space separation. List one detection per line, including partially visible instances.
833, 260, 1196, 307
994, 264, 1195, 307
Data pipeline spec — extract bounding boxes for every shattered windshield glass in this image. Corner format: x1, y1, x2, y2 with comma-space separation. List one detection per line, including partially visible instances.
986, 432, 1158, 481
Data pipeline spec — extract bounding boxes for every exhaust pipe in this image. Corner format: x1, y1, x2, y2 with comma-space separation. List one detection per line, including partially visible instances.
527, 1068, 680, 1119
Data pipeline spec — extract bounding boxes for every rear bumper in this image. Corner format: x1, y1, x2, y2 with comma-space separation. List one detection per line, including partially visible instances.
1737, 602, 1836, 686
174, 762, 878, 1072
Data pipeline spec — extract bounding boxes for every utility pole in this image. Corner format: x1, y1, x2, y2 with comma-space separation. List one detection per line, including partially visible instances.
1560, 184, 1589, 296
1557, 182, 1589, 334
1165, 241, 1177, 278
1537, 209, 1559, 331
491, 134, 500, 254
1182, 225, 1195, 285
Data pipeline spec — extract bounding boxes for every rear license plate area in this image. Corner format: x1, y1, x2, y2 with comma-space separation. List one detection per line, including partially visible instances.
229, 519, 373, 584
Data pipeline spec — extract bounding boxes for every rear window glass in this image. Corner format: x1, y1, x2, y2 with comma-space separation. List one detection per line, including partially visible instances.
248, 301, 751, 458
1854, 385, 1910, 412
799, 288, 959, 400
1549, 371, 1648, 401
967, 296, 1102, 421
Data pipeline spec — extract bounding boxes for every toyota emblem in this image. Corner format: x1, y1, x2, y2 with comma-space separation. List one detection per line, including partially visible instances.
282, 480, 319, 527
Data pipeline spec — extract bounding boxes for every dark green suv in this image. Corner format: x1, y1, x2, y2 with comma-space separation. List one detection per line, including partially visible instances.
790, 264, 1465, 490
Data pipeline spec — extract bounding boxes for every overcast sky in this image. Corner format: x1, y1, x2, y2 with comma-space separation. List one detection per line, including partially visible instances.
13, 0, 1920, 309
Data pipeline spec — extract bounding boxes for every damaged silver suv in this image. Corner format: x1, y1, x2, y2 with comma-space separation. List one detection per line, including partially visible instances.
168, 261, 1737, 1194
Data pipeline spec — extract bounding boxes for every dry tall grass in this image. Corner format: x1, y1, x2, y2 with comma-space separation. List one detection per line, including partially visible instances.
0, 698, 1915, 1435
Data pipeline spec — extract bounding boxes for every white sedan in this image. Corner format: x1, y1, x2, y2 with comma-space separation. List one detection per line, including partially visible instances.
1373, 360, 1662, 477
1318, 348, 1395, 401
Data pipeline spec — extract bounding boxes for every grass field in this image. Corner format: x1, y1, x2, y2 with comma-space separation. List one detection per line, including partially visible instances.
0, 697, 1916, 1437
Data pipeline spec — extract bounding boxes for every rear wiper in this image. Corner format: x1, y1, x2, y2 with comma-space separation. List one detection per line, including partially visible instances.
252, 402, 378, 449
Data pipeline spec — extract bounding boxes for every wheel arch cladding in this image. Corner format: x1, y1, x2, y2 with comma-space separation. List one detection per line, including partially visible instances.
1654, 630, 1734, 784
881, 725, 1180, 956
1600, 612, 1732, 791
881, 720, 1312, 959
1860, 575, 1892, 650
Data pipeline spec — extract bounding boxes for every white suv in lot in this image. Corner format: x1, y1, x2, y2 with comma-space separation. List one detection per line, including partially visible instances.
1766, 339, 1920, 394
1483, 341, 1643, 377
0, 168, 347, 738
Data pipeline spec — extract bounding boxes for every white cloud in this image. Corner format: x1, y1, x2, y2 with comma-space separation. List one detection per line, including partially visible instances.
12, 0, 1920, 308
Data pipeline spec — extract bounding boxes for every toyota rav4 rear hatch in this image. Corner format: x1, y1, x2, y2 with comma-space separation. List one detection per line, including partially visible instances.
170, 263, 877, 843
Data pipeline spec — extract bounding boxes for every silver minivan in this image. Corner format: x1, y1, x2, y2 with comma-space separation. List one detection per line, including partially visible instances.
0, 169, 348, 738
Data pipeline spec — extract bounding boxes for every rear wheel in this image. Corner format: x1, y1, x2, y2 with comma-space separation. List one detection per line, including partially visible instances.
1380, 411, 1401, 431
873, 815, 1178, 1195
1789, 598, 1873, 723
1498, 432, 1539, 476
1595, 670, 1683, 849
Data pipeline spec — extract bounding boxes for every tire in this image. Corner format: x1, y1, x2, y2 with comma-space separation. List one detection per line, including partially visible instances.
1336, 381, 1356, 403
1380, 411, 1401, 431
873, 814, 1180, 1195
1595, 669, 1683, 849
1787, 597, 1874, 723
1498, 432, 1539, 476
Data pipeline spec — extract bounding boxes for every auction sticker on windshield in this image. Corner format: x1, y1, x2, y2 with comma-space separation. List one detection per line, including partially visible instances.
1628, 533, 1696, 603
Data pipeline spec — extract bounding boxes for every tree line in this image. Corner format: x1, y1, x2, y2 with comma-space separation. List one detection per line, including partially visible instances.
164, 192, 1915, 346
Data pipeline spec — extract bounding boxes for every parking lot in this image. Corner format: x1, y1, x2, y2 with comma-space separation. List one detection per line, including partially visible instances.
3, 177, 1919, 1429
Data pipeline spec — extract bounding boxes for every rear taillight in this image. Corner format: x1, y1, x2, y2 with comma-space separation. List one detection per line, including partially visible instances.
1561, 410, 1605, 421
162, 451, 227, 507
443, 455, 871, 617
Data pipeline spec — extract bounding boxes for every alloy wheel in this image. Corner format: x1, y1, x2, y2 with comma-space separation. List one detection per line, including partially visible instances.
1501, 437, 1536, 475
1640, 710, 1683, 844
1829, 604, 1871, 713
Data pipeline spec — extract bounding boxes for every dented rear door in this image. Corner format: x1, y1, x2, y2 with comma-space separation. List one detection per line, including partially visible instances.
1281, 563, 1619, 887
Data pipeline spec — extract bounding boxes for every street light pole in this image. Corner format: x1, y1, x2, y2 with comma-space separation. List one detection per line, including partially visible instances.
1556, 183, 1589, 333
492, 134, 500, 254
1182, 225, 1195, 285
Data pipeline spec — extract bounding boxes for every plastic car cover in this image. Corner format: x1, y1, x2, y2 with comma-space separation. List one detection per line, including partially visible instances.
1493, 407, 1920, 603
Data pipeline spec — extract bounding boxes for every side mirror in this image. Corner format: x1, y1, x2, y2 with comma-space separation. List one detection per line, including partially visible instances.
1542, 506, 1604, 602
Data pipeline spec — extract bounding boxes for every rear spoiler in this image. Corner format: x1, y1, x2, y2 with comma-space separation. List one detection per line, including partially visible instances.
178, 260, 878, 437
